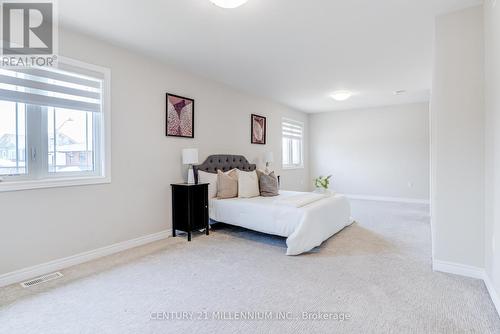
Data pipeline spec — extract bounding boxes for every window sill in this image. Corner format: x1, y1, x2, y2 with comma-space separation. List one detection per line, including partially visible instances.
282, 166, 305, 170
0, 176, 111, 192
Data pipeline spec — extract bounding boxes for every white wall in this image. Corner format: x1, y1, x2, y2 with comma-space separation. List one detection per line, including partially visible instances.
309, 103, 430, 201
430, 6, 485, 268
0, 29, 309, 276
484, 0, 500, 303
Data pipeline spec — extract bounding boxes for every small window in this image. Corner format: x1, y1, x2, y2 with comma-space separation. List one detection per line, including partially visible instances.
282, 118, 304, 169
0, 58, 110, 191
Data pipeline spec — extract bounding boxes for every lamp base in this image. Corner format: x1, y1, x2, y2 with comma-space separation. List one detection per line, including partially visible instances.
187, 167, 195, 184
265, 162, 271, 174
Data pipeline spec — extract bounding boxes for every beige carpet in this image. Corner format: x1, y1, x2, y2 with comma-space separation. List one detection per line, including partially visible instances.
0, 199, 499, 333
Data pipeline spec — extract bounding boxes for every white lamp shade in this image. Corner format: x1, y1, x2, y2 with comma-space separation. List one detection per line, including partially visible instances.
265, 151, 274, 163
182, 148, 199, 165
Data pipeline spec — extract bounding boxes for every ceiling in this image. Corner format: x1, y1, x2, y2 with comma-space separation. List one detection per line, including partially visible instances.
59, 0, 482, 113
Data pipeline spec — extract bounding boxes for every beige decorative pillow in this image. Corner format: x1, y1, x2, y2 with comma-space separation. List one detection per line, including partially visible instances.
198, 170, 218, 198
238, 170, 260, 198
257, 170, 279, 197
217, 169, 238, 199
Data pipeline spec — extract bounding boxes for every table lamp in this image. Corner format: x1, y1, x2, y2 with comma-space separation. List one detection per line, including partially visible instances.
182, 148, 199, 184
265, 151, 274, 173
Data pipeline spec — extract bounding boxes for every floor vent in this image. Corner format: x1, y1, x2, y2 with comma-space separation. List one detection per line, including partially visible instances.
20, 272, 63, 288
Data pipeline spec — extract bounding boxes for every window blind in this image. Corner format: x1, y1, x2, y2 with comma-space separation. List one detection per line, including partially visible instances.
282, 119, 304, 139
0, 67, 102, 113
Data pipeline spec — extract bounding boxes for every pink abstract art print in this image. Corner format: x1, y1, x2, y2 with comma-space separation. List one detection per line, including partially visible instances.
251, 114, 266, 144
166, 93, 194, 138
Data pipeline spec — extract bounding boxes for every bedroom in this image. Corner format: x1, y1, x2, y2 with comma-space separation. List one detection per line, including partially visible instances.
0, 0, 499, 333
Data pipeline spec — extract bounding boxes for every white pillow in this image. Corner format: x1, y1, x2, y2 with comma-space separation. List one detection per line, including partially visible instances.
198, 170, 218, 198
238, 170, 260, 198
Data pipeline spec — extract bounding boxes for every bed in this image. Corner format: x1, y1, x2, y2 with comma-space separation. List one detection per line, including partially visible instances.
193, 155, 353, 255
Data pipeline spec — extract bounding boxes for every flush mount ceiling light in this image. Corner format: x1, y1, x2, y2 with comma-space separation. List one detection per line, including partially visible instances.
330, 90, 353, 101
210, 0, 248, 8
394, 90, 407, 95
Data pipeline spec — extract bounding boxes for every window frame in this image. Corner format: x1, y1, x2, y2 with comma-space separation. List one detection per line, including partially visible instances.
281, 117, 304, 170
0, 57, 111, 192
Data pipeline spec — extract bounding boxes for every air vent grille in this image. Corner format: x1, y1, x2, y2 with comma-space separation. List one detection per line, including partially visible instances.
20, 272, 63, 288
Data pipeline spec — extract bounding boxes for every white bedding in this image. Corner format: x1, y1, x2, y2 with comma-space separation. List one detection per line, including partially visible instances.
276, 192, 328, 207
210, 191, 352, 255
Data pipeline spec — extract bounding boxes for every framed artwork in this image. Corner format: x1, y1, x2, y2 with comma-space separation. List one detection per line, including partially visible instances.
166, 93, 194, 138
251, 114, 266, 145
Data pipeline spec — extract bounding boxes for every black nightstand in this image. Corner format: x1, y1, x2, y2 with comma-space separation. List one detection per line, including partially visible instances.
171, 183, 209, 241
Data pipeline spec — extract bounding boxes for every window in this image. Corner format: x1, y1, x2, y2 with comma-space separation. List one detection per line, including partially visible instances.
0, 58, 110, 191
47, 108, 95, 173
282, 118, 304, 169
0, 101, 26, 176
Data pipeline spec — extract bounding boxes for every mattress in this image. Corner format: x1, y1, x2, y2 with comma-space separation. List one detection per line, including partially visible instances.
209, 191, 352, 255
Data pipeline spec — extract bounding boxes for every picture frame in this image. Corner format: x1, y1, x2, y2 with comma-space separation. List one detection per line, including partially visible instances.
251, 114, 266, 145
166, 93, 195, 138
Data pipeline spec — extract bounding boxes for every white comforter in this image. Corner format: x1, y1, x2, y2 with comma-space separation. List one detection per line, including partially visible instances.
210, 191, 352, 255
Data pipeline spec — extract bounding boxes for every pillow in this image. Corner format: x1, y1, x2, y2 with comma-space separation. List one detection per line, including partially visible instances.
198, 170, 218, 199
217, 169, 238, 199
257, 170, 279, 197
238, 170, 260, 198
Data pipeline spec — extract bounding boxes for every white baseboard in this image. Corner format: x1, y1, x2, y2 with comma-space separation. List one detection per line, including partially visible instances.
433, 259, 500, 317
0, 230, 171, 288
432, 259, 485, 279
346, 194, 430, 205
484, 274, 500, 317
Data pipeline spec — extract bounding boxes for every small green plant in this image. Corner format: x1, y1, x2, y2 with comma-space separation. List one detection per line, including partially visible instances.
314, 175, 332, 190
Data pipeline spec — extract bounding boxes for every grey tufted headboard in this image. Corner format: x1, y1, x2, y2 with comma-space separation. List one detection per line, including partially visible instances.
193, 155, 256, 183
